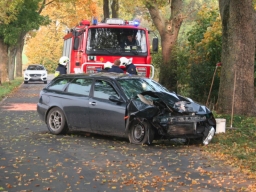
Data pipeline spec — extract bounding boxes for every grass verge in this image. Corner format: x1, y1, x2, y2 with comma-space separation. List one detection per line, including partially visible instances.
0, 77, 24, 102
203, 113, 256, 178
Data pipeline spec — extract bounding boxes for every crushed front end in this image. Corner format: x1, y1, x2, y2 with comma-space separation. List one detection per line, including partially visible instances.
127, 91, 216, 145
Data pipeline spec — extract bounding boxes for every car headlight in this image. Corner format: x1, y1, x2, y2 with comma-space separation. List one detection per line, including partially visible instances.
25, 73, 28, 76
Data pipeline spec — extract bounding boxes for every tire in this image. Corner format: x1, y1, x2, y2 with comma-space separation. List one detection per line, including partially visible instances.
24, 81, 28, 84
46, 107, 68, 135
128, 120, 155, 145
44, 81, 47, 84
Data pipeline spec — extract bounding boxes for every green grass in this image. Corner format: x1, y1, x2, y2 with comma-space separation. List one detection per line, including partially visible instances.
0, 77, 24, 101
204, 113, 256, 176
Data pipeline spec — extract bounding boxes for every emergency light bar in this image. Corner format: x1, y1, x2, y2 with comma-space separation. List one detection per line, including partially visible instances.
106, 18, 124, 25
105, 18, 140, 27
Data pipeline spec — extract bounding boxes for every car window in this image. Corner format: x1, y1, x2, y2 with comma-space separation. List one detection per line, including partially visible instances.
27, 65, 45, 70
117, 79, 156, 99
93, 80, 119, 100
48, 78, 70, 91
67, 78, 92, 96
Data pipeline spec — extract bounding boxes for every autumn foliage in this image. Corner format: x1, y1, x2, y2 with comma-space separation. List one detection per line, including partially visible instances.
25, 0, 101, 72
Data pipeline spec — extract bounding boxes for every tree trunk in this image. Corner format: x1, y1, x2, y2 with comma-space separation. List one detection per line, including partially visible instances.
146, 0, 184, 91
16, 32, 26, 77
218, 0, 255, 115
111, 0, 119, 18
103, 0, 110, 21
8, 46, 17, 81
0, 38, 9, 84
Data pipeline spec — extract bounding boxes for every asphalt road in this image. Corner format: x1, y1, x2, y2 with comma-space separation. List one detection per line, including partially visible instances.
0, 75, 255, 192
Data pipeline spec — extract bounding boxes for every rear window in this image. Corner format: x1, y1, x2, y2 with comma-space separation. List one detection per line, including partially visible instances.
47, 78, 71, 91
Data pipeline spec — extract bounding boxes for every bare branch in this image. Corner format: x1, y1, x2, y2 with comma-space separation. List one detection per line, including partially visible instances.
145, 1, 165, 36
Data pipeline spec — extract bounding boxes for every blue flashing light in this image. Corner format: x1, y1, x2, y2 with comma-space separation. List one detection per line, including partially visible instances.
133, 19, 140, 27
92, 17, 98, 25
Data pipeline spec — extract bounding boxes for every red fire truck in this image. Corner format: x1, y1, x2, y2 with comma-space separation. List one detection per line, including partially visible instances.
62, 18, 158, 78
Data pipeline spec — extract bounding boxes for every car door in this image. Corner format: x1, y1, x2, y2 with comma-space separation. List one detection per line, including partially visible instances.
88, 79, 126, 137
63, 78, 93, 131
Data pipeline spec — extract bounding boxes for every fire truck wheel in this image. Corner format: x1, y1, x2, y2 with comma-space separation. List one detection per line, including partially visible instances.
46, 107, 68, 135
128, 120, 154, 145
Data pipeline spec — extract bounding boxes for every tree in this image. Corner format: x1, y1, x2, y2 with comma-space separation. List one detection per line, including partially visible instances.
0, 0, 50, 81
184, 4, 222, 104
217, 0, 255, 115
0, 0, 23, 24
25, 0, 101, 71
0, 0, 24, 83
0, 38, 8, 84
144, 0, 185, 91
103, 0, 119, 21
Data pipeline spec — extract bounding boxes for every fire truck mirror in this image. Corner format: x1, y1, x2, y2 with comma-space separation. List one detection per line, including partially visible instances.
152, 38, 158, 52
74, 37, 80, 50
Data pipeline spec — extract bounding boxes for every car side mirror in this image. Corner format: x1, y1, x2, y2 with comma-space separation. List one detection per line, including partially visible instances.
109, 95, 123, 103
152, 38, 158, 52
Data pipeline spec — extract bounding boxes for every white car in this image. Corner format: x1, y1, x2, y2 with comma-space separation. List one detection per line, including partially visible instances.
24, 64, 48, 84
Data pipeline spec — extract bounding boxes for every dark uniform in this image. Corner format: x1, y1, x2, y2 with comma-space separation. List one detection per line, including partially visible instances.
55, 64, 67, 75
108, 66, 124, 73
126, 63, 137, 75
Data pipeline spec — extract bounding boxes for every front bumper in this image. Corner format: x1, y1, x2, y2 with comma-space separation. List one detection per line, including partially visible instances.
24, 74, 47, 81
154, 115, 211, 136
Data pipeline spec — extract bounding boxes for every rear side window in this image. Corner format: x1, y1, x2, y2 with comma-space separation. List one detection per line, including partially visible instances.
67, 78, 92, 96
93, 80, 119, 100
48, 78, 70, 91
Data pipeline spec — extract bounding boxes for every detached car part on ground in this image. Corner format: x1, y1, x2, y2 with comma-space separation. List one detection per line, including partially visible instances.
37, 73, 216, 145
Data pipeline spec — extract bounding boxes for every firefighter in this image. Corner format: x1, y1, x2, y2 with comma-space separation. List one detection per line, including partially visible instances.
120, 57, 137, 75
108, 59, 124, 73
55, 56, 69, 77
101, 62, 112, 72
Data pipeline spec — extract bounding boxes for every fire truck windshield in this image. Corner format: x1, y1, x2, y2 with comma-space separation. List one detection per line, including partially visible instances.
86, 28, 148, 56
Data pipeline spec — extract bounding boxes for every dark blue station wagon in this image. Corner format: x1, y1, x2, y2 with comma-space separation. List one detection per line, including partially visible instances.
37, 73, 216, 145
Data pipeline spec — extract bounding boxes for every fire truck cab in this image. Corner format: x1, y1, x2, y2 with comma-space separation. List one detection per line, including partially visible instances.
62, 18, 158, 78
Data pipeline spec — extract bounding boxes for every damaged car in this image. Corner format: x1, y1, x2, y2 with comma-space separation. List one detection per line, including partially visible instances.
37, 73, 216, 145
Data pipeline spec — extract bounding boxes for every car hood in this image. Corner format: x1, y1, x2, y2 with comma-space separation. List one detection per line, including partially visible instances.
25, 70, 47, 74
127, 91, 212, 119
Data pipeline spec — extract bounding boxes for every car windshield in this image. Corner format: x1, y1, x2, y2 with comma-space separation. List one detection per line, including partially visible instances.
27, 65, 45, 70
117, 78, 168, 99
86, 28, 147, 56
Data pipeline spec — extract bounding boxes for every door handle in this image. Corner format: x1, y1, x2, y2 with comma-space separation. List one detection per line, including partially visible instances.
89, 101, 96, 106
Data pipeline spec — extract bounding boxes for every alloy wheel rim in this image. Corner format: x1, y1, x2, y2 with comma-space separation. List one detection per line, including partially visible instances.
134, 124, 145, 142
50, 111, 62, 130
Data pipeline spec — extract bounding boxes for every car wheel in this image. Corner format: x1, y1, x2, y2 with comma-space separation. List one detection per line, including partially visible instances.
129, 120, 154, 145
46, 107, 68, 135
24, 81, 28, 84
44, 81, 47, 84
